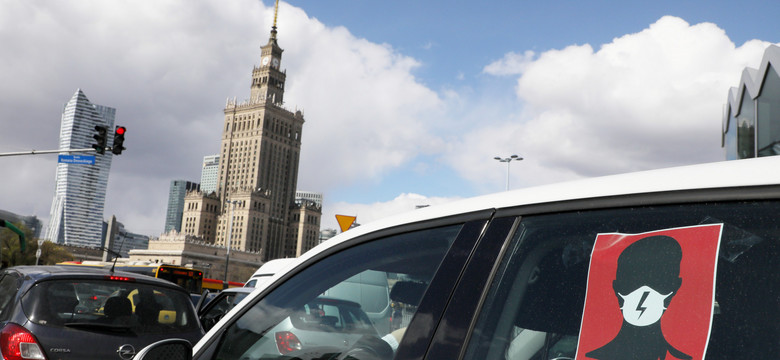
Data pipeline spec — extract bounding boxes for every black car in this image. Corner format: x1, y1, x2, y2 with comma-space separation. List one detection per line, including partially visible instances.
0, 265, 203, 360
196, 287, 254, 333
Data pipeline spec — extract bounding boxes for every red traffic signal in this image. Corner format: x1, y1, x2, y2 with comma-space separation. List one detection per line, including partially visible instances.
112, 126, 126, 155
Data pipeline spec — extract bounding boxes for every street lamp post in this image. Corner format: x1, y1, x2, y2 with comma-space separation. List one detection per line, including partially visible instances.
494, 154, 523, 191
223, 200, 239, 282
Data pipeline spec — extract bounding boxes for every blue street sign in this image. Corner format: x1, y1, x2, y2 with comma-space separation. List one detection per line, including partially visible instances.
58, 155, 96, 165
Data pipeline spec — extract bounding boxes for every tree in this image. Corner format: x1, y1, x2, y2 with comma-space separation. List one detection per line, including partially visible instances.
0, 222, 74, 267
38, 241, 75, 265
0, 221, 33, 267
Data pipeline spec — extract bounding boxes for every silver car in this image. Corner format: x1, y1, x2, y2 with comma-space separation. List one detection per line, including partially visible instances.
237, 297, 378, 358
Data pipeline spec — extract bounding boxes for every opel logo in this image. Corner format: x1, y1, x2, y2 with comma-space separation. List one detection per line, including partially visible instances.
117, 344, 136, 360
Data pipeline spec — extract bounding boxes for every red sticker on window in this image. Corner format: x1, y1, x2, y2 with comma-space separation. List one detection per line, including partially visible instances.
575, 224, 722, 360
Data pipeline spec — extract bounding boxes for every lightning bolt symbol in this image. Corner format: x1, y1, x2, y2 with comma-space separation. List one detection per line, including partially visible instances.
636, 290, 650, 318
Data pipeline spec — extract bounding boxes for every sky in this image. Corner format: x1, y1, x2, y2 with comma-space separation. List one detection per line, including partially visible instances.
1, 0, 778, 236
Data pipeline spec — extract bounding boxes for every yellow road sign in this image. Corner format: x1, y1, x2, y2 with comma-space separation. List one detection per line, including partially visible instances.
335, 215, 357, 233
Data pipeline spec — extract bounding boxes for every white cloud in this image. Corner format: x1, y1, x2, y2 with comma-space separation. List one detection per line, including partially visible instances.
455, 16, 774, 190
0, 0, 443, 236
483, 50, 536, 76
1, 3, 775, 242
322, 193, 460, 230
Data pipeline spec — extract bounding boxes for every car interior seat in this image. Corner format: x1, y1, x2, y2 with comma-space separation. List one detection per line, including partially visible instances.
103, 296, 133, 324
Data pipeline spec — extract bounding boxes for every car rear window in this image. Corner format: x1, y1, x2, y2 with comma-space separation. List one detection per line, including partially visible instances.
290, 298, 376, 335
20, 278, 200, 334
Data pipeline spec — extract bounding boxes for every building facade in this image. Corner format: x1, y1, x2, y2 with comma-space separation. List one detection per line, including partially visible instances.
128, 230, 261, 283
45, 89, 115, 247
723, 45, 780, 160
164, 180, 200, 232
0, 209, 43, 239
296, 191, 323, 208
182, 12, 321, 261
200, 155, 220, 194
108, 220, 150, 258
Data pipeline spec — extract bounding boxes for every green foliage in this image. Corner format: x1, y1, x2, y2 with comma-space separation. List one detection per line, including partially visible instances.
0, 222, 74, 267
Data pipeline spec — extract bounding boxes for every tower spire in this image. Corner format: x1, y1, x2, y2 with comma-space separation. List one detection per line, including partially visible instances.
270, 0, 279, 41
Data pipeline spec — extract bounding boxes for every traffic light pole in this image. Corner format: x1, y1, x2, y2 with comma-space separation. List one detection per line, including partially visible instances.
0, 148, 101, 157
1, 125, 126, 158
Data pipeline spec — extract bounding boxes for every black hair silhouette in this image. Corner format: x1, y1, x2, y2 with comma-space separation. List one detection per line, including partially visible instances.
586, 235, 691, 360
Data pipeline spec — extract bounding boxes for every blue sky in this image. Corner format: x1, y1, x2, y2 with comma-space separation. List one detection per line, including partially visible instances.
295, 1, 780, 85
1, 0, 779, 234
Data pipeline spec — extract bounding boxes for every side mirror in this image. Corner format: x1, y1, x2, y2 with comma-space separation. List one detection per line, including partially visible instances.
134, 338, 192, 360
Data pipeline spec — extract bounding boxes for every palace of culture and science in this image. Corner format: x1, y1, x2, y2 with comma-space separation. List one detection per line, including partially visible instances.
179, 8, 321, 262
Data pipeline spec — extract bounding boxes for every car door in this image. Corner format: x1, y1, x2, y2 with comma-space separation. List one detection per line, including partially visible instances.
440, 198, 780, 360
190, 216, 493, 360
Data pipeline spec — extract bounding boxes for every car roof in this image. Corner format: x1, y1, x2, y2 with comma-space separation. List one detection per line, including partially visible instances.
5, 265, 189, 292
307, 157, 780, 261
218, 287, 256, 295
250, 258, 299, 278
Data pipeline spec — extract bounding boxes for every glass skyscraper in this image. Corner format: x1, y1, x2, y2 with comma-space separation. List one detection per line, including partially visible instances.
45, 89, 115, 247
723, 45, 780, 160
200, 155, 219, 194
164, 180, 199, 232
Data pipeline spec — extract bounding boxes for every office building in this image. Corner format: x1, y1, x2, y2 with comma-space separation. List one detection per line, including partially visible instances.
45, 89, 115, 247
200, 155, 220, 194
182, 5, 320, 261
296, 191, 323, 208
723, 45, 780, 159
164, 180, 200, 232
0, 209, 43, 239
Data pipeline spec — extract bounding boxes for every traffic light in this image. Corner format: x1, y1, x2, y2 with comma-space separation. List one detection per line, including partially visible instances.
112, 126, 126, 155
92, 125, 108, 154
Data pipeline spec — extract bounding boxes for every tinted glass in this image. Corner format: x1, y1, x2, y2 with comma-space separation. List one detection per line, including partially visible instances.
737, 89, 755, 159
209, 224, 463, 359
200, 292, 251, 332
0, 273, 19, 321
757, 65, 780, 157
464, 201, 780, 360
289, 298, 376, 335
21, 279, 200, 334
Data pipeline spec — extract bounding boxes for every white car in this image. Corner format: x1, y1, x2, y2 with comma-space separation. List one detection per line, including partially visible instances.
244, 258, 299, 288
136, 157, 780, 360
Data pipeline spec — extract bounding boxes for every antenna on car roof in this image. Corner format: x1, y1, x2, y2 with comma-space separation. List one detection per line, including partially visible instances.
98, 247, 122, 273
109, 236, 128, 274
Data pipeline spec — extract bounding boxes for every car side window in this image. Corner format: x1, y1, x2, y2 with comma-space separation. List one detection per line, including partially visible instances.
0, 272, 19, 321
207, 224, 464, 360
463, 201, 780, 360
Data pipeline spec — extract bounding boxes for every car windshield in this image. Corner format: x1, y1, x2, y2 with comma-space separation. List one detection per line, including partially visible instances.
21, 278, 200, 334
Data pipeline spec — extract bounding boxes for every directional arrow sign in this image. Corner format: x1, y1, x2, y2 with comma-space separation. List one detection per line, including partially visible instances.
335, 215, 357, 233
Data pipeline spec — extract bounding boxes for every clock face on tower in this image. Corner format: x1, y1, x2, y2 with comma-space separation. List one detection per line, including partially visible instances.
262, 56, 270, 66
272, 57, 280, 68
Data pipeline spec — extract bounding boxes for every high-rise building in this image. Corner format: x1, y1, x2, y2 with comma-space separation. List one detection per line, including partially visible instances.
45, 89, 115, 247
164, 180, 200, 232
723, 44, 780, 160
200, 155, 220, 194
182, 5, 320, 261
296, 191, 323, 208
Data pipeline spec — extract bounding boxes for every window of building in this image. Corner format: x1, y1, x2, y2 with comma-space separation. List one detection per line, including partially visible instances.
757, 65, 780, 157
737, 88, 755, 159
